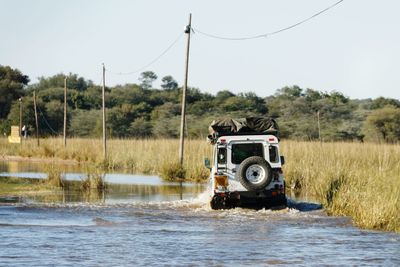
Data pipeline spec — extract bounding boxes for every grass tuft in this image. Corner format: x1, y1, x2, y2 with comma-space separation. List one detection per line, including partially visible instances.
81, 171, 106, 191
160, 162, 186, 181
44, 164, 64, 188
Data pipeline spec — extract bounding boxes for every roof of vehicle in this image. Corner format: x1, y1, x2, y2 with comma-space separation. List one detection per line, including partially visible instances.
207, 117, 279, 145
209, 117, 279, 135
215, 134, 279, 144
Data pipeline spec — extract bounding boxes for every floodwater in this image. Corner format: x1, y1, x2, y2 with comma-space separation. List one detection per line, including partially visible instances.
0, 162, 399, 266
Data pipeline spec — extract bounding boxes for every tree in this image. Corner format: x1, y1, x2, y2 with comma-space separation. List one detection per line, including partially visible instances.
366, 106, 400, 142
0, 65, 29, 119
109, 84, 146, 106
216, 90, 235, 100
139, 71, 157, 89
370, 97, 400, 109
276, 85, 303, 99
161, 75, 178, 90
129, 118, 153, 137
33, 73, 92, 91
328, 91, 349, 104
69, 109, 101, 137
7, 96, 52, 136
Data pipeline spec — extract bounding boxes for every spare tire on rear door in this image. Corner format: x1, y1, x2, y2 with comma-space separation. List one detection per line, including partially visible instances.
236, 156, 272, 191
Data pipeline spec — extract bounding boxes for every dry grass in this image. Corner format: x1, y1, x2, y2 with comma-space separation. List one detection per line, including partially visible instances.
43, 164, 65, 188
0, 137, 399, 232
280, 141, 400, 233
0, 137, 212, 181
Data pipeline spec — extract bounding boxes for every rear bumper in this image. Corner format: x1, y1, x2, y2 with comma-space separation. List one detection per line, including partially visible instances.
210, 190, 287, 210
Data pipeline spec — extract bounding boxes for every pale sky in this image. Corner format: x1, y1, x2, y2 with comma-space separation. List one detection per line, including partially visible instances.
1, 0, 399, 99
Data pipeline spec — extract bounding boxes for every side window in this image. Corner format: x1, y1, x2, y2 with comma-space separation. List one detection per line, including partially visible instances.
269, 145, 279, 163
231, 143, 263, 164
217, 147, 227, 164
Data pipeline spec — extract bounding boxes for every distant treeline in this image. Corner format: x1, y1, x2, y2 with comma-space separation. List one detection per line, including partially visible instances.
1, 65, 400, 142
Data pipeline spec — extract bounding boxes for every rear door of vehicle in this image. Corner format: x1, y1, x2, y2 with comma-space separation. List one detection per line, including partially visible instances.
226, 141, 265, 179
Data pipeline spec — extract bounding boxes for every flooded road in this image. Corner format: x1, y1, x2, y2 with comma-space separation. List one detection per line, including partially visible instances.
0, 162, 399, 266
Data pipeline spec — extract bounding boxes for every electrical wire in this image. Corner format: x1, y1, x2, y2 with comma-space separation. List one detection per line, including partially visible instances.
192, 0, 344, 41
37, 104, 59, 135
106, 32, 184, 75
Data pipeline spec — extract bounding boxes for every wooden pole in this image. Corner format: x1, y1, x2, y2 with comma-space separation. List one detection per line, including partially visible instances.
19, 97, 22, 139
63, 77, 67, 147
33, 91, 39, 146
178, 13, 192, 165
102, 64, 107, 159
317, 110, 321, 142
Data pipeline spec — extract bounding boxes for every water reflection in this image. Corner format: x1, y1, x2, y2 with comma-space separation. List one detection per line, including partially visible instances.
0, 161, 206, 204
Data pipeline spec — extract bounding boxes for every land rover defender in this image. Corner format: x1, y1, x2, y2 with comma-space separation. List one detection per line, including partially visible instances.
206, 117, 287, 210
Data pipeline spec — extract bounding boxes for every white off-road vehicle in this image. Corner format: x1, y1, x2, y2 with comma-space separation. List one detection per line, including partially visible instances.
205, 117, 287, 210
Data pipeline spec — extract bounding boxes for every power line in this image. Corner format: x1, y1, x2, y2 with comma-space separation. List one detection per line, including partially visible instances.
106, 32, 184, 75
37, 104, 58, 135
192, 0, 344, 41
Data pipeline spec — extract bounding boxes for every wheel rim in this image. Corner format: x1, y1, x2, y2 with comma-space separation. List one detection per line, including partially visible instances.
245, 164, 266, 184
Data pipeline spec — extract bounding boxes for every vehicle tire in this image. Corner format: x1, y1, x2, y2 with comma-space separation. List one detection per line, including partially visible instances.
236, 156, 272, 191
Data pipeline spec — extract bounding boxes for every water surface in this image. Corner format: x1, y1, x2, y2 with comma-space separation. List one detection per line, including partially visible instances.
0, 161, 398, 266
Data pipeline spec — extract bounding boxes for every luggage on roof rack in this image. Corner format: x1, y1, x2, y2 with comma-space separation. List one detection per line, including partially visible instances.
207, 117, 279, 144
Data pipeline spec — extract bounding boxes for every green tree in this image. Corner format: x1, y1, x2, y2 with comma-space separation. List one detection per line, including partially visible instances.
139, 71, 157, 89
0, 65, 29, 118
215, 90, 235, 102
33, 73, 92, 91
276, 85, 303, 99
151, 102, 181, 138
129, 118, 153, 137
161, 75, 178, 90
44, 100, 64, 135
7, 96, 52, 136
365, 106, 400, 142
69, 109, 101, 137
109, 84, 146, 106
370, 97, 400, 109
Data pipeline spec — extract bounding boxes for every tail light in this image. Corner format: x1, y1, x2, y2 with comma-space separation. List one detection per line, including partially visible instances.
214, 175, 228, 189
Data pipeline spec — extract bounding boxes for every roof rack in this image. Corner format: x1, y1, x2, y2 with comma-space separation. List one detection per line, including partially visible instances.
207, 131, 278, 145
216, 132, 277, 137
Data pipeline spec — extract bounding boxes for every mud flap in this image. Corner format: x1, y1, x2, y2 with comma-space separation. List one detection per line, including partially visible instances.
210, 191, 287, 210
210, 192, 240, 210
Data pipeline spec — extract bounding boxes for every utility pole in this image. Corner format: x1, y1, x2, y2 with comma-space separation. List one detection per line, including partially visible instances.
33, 91, 39, 146
63, 77, 67, 147
19, 97, 22, 139
178, 13, 192, 165
102, 63, 107, 159
317, 109, 321, 142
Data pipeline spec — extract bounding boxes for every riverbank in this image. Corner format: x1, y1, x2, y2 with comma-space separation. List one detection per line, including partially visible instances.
282, 141, 399, 233
0, 138, 211, 181
0, 138, 399, 232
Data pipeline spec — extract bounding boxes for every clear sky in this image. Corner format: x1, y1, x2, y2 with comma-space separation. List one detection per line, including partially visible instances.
1, 0, 399, 99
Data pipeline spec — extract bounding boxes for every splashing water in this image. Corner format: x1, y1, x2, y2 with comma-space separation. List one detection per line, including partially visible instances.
0, 163, 398, 266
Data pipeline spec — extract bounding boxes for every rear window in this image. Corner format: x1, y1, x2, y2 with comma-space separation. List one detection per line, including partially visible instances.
269, 145, 279, 163
217, 147, 227, 164
231, 143, 264, 164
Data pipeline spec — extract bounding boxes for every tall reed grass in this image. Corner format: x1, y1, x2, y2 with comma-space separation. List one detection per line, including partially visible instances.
280, 141, 400, 232
0, 137, 212, 180
0, 137, 399, 232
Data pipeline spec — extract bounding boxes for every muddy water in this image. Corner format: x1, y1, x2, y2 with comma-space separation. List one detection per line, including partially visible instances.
0, 162, 399, 266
